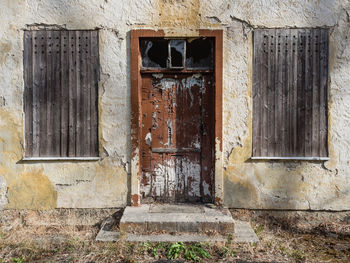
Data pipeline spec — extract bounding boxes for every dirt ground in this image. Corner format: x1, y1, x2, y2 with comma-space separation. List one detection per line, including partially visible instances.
0, 209, 350, 263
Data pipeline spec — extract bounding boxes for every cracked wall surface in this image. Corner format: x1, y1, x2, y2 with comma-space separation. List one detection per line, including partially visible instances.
0, 0, 349, 210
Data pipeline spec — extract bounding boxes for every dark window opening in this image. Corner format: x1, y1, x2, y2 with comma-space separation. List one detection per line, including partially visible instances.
140, 39, 168, 68
169, 40, 185, 68
140, 38, 214, 69
186, 38, 213, 69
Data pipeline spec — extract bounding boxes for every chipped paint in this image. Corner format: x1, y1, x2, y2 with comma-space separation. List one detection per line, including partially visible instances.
215, 137, 224, 206
131, 149, 141, 206
145, 132, 152, 147
140, 73, 214, 203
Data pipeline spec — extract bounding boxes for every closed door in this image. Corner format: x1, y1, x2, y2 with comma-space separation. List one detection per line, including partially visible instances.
140, 73, 215, 203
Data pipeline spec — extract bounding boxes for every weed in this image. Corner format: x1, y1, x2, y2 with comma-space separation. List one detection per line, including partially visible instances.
227, 233, 233, 244
219, 246, 229, 257
255, 224, 264, 235
168, 242, 185, 260
186, 243, 210, 261
140, 242, 170, 258
140, 242, 152, 254
167, 242, 211, 262
11, 257, 24, 263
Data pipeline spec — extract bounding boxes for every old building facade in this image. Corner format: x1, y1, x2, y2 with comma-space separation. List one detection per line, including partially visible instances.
0, 0, 349, 210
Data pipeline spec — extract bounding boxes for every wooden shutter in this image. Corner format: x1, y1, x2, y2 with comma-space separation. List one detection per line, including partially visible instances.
252, 29, 329, 158
24, 30, 99, 157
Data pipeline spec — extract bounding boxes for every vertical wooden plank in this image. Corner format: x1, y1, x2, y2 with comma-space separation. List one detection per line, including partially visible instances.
261, 30, 268, 157
281, 31, 289, 157
51, 31, 61, 156
291, 30, 298, 156
304, 30, 313, 156
68, 30, 77, 156
32, 31, 40, 156
46, 30, 53, 156
90, 30, 99, 156
287, 29, 294, 156
38, 31, 48, 156
252, 30, 261, 156
200, 75, 215, 202
296, 29, 306, 156
75, 31, 82, 156
85, 31, 92, 156
24, 31, 34, 157
259, 30, 268, 157
311, 29, 321, 156
319, 29, 328, 157
266, 29, 276, 156
81, 31, 89, 156
60, 30, 69, 156
140, 75, 154, 199
275, 30, 283, 156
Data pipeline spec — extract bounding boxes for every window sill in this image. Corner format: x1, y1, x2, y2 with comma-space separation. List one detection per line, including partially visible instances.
21, 157, 100, 162
250, 156, 330, 161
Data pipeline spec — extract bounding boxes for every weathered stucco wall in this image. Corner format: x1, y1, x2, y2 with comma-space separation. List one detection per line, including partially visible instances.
0, 0, 349, 210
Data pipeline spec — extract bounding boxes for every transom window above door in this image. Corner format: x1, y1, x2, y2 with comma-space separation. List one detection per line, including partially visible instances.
140, 38, 214, 69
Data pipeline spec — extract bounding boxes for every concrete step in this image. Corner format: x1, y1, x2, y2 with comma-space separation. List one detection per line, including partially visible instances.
119, 204, 235, 235
96, 204, 259, 243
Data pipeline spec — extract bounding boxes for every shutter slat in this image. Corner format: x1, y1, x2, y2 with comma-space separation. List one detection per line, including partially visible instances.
68, 30, 77, 157
319, 29, 329, 157
38, 31, 48, 156
296, 29, 306, 156
252, 31, 261, 157
46, 30, 54, 156
305, 29, 313, 156
60, 30, 69, 156
24, 31, 34, 157
90, 31, 99, 157
311, 29, 321, 157
52, 30, 61, 157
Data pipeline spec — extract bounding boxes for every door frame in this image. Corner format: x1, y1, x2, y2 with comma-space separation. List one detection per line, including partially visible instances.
130, 29, 223, 206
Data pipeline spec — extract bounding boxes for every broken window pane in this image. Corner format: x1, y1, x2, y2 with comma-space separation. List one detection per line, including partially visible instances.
169, 40, 185, 68
140, 39, 168, 68
186, 38, 213, 69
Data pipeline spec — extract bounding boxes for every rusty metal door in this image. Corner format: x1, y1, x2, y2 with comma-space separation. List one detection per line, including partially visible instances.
140, 73, 215, 203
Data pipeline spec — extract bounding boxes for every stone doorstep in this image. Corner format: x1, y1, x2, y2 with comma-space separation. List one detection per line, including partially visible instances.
119, 204, 235, 234
96, 204, 259, 243
96, 221, 258, 243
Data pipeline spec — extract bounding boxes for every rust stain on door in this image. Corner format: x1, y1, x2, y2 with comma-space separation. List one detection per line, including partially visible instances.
140, 73, 215, 203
